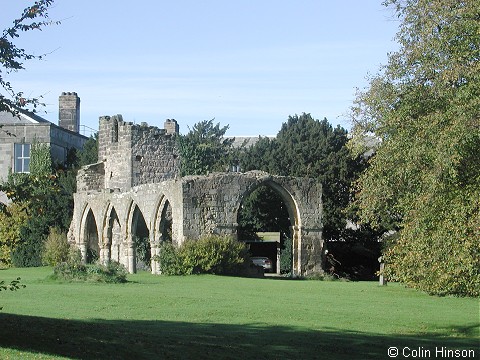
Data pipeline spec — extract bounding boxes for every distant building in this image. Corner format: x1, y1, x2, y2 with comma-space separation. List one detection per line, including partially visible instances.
229, 135, 274, 149
0, 92, 88, 181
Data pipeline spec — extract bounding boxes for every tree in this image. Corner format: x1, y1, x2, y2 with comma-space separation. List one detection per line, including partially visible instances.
42, 227, 70, 266
0, 145, 76, 267
0, 0, 58, 116
30, 142, 52, 176
178, 119, 236, 176
239, 136, 277, 173
0, 202, 30, 266
77, 133, 99, 167
241, 113, 365, 242
349, 0, 480, 296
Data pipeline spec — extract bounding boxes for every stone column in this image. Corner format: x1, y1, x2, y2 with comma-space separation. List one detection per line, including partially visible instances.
79, 242, 87, 264
102, 226, 112, 265
150, 240, 160, 274
102, 244, 111, 265
127, 242, 136, 274
301, 228, 324, 275
378, 257, 387, 286
291, 225, 301, 276
276, 241, 281, 275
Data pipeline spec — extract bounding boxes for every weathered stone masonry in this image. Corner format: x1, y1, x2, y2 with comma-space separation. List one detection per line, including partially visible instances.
69, 116, 324, 275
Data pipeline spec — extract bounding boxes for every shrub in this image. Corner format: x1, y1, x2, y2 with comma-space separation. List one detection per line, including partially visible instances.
85, 262, 128, 283
11, 232, 44, 267
155, 242, 181, 275
86, 248, 99, 264
52, 247, 128, 283
156, 236, 250, 276
53, 261, 87, 281
0, 202, 30, 266
42, 228, 70, 266
304, 271, 349, 281
52, 247, 87, 281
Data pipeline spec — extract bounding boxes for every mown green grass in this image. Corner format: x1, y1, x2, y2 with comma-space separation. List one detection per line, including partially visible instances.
0, 267, 478, 359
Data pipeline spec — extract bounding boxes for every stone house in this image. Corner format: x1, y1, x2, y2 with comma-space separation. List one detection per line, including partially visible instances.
0, 92, 88, 181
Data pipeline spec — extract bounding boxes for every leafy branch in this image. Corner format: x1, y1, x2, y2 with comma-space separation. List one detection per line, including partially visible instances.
0, 277, 25, 292
0, 0, 59, 115
0, 277, 26, 310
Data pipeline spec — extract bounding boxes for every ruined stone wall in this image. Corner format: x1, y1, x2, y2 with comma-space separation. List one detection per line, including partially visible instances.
77, 162, 105, 192
180, 171, 324, 274
97, 115, 180, 191
98, 115, 130, 190
72, 116, 324, 275
70, 180, 185, 272
181, 172, 266, 239
131, 123, 180, 187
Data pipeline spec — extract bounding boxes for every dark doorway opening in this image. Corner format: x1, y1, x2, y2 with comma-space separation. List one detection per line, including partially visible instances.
132, 205, 150, 271
85, 209, 99, 264
237, 185, 292, 274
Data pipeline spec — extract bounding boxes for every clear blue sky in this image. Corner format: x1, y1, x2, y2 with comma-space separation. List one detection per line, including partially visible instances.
2, 1, 399, 136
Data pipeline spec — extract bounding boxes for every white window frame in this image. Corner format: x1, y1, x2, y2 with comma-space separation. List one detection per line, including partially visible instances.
14, 143, 31, 173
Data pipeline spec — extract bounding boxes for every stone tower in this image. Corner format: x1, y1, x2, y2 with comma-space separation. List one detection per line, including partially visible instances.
59, 92, 80, 133
164, 119, 179, 135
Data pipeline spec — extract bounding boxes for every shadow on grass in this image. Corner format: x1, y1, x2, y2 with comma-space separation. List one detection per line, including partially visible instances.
0, 313, 478, 360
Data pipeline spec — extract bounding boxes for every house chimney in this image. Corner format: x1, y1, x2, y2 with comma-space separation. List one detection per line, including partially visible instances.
59, 92, 80, 133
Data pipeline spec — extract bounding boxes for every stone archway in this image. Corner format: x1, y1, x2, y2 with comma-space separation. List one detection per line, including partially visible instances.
70, 118, 324, 276
179, 171, 323, 276
235, 179, 301, 274
152, 196, 173, 244
151, 195, 174, 274
72, 171, 323, 276
126, 202, 150, 273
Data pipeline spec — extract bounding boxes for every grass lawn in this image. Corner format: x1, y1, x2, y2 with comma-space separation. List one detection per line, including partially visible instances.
0, 267, 478, 360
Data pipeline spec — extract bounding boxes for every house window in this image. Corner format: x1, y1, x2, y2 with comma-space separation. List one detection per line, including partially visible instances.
14, 143, 30, 173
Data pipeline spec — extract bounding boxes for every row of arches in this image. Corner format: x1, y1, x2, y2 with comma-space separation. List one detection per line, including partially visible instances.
79, 195, 173, 273
75, 178, 310, 275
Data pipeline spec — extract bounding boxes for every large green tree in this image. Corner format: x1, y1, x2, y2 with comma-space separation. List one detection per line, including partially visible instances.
350, 0, 479, 296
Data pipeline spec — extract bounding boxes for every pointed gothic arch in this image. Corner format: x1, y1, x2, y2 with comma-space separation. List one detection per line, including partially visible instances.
150, 194, 174, 273
102, 203, 123, 264
125, 201, 150, 273
235, 179, 302, 274
79, 206, 100, 264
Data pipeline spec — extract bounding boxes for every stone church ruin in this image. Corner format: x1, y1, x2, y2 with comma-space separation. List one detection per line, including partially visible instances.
69, 115, 324, 275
